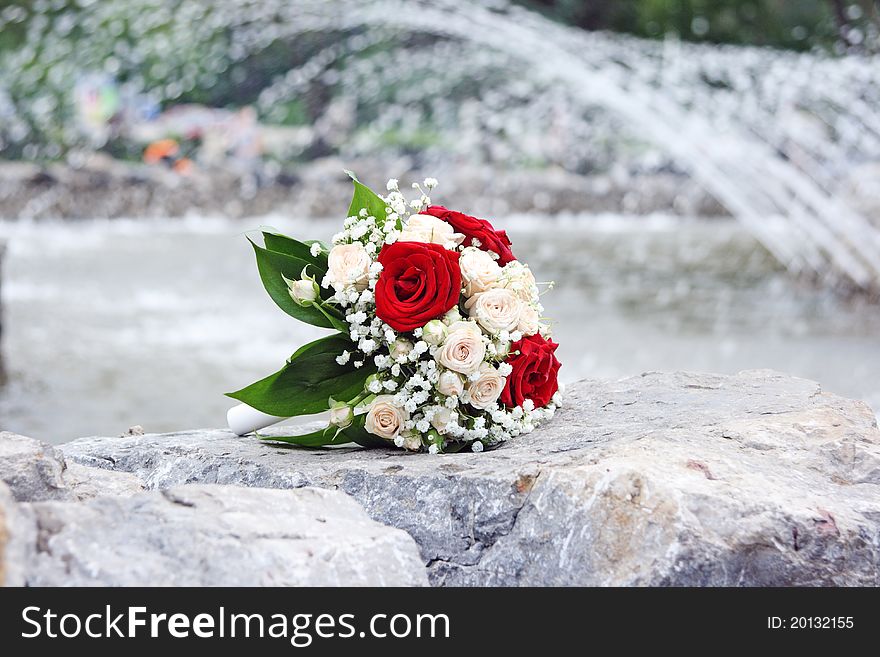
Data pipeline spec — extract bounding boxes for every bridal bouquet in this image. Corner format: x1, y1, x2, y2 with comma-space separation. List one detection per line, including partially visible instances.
228, 173, 561, 453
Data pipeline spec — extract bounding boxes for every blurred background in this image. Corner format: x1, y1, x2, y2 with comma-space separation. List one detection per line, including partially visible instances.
1, 0, 879, 443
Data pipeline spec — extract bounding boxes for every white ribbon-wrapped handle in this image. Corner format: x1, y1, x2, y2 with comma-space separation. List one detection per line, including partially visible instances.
227, 403, 288, 436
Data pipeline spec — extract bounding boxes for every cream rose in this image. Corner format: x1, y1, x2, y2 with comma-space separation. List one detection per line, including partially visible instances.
286, 277, 319, 304
459, 247, 502, 297
390, 338, 413, 360
500, 261, 538, 302
517, 304, 540, 336
399, 214, 464, 250
328, 404, 353, 429
436, 321, 486, 374
467, 362, 506, 410
436, 370, 465, 397
421, 319, 448, 346
327, 243, 371, 292
365, 395, 409, 441
465, 288, 522, 334
430, 406, 457, 434
402, 432, 423, 451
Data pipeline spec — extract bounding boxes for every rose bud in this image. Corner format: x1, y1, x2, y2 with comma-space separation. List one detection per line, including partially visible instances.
436, 370, 465, 397
422, 319, 447, 346
329, 403, 354, 429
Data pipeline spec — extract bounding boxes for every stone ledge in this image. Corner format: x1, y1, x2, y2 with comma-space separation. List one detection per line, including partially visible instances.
57, 370, 880, 586
0, 481, 427, 586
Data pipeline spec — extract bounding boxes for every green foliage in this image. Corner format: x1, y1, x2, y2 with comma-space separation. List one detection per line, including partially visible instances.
258, 413, 389, 448
248, 237, 344, 330
226, 333, 377, 417
517, 0, 874, 51
345, 170, 389, 220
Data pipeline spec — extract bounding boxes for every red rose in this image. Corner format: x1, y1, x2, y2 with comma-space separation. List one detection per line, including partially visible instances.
424, 205, 516, 265
375, 241, 461, 332
500, 334, 561, 408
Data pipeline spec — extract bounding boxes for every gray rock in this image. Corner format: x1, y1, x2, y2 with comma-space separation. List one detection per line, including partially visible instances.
0, 431, 144, 502
0, 481, 33, 586
0, 431, 70, 501
25, 485, 427, 586
61, 370, 880, 586
63, 463, 145, 501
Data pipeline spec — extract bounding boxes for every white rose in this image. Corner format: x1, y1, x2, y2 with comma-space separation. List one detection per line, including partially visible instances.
465, 288, 522, 334
430, 407, 457, 434
365, 395, 409, 441
399, 214, 464, 250
390, 338, 413, 360
494, 340, 511, 358
402, 432, 423, 451
329, 404, 353, 429
436, 370, 465, 397
286, 277, 319, 304
327, 243, 371, 292
442, 307, 462, 325
500, 261, 538, 302
421, 319, 447, 346
467, 363, 505, 410
459, 247, 502, 297
436, 322, 486, 374
517, 304, 540, 336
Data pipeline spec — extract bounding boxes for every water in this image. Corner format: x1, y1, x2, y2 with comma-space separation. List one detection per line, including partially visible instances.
3, 0, 880, 289
2, 215, 878, 444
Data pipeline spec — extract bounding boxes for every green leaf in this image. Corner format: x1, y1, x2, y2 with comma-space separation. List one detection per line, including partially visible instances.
345, 170, 389, 221
249, 237, 341, 329
226, 334, 376, 417
257, 413, 388, 449
258, 424, 353, 448
262, 231, 328, 275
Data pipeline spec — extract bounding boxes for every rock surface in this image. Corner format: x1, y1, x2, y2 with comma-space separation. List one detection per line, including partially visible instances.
0, 432, 70, 502
23, 484, 426, 586
0, 431, 143, 502
0, 481, 33, 586
61, 370, 880, 586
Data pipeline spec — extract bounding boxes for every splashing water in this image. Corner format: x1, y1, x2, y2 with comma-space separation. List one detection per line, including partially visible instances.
2, 0, 880, 290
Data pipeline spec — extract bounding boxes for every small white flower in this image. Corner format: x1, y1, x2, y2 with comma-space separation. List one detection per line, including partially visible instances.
386, 178, 399, 191
428, 444, 439, 455
309, 242, 323, 258
424, 177, 438, 189
471, 441, 484, 453
336, 350, 351, 365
